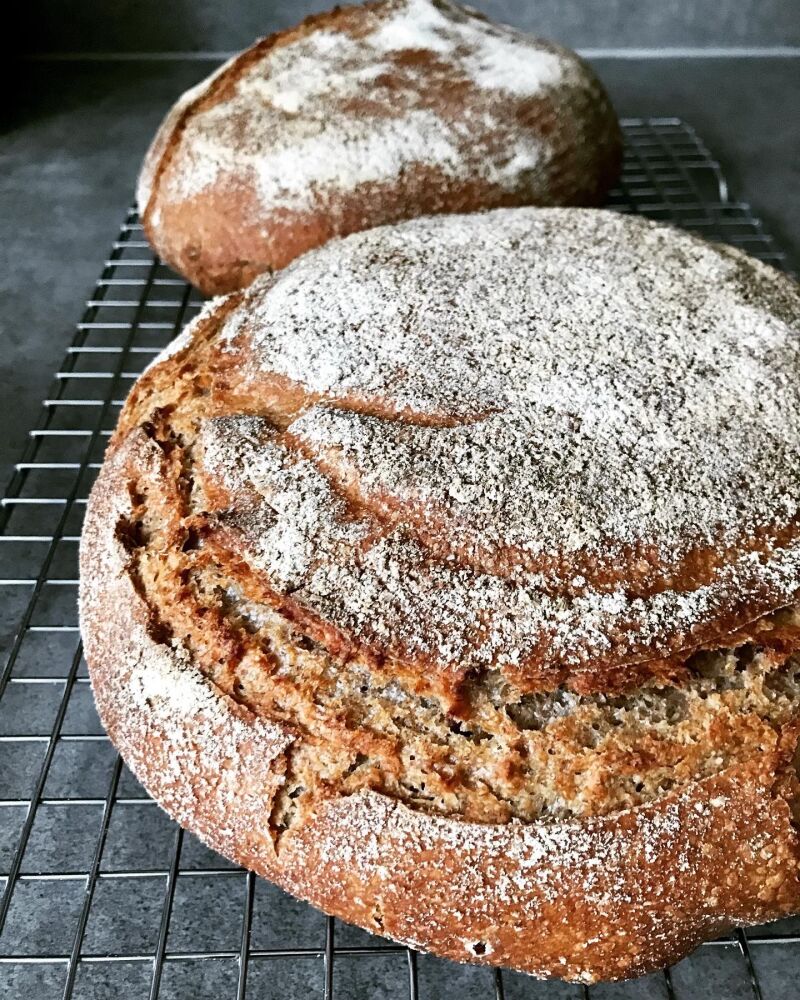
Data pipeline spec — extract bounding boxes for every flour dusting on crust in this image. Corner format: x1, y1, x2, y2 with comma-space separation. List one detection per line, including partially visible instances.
199, 208, 800, 678
156, 0, 580, 212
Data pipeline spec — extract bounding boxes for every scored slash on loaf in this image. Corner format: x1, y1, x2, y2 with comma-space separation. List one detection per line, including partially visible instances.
136, 0, 621, 294
81, 208, 800, 982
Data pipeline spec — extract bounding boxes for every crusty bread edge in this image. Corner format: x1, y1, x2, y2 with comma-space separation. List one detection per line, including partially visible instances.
79, 428, 800, 983
136, 0, 389, 225
136, 65, 228, 217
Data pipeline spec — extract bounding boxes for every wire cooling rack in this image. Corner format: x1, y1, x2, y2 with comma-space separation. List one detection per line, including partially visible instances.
0, 118, 798, 1000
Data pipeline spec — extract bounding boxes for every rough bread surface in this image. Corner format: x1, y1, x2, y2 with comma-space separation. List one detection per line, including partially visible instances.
137, 0, 621, 294
80, 208, 800, 982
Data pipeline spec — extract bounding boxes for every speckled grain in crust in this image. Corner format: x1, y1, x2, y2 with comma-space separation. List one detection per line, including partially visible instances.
137, 0, 621, 294
80, 208, 800, 982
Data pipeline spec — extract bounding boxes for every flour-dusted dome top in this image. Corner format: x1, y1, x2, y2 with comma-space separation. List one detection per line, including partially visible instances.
137, 0, 621, 294
117, 207, 800, 694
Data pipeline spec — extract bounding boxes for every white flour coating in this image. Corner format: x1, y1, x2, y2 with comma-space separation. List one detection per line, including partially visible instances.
316, 785, 705, 903
221, 209, 800, 559
367, 0, 566, 94
124, 637, 293, 804
128, 639, 222, 718
157, 0, 577, 212
203, 208, 800, 672
136, 55, 237, 211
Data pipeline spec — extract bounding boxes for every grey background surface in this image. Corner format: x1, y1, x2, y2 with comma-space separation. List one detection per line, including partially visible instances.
20, 0, 800, 52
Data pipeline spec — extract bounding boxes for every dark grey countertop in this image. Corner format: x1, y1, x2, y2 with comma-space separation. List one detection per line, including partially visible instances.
1, 56, 798, 484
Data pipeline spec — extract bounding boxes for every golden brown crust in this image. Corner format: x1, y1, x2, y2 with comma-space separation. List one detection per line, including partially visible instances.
81, 432, 800, 983
137, 0, 622, 295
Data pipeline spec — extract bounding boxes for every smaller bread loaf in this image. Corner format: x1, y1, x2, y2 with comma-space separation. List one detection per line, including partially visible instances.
137, 0, 621, 294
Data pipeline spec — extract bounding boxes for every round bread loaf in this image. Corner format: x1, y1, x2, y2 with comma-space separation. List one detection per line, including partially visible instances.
137, 0, 621, 295
80, 208, 800, 983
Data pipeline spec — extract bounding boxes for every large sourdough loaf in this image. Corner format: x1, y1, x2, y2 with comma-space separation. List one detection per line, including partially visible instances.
80, 209, 800, 982
137, 0, 621, 294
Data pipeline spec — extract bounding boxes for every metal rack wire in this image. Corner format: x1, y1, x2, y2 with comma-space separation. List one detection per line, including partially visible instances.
0, 118, 797, 1000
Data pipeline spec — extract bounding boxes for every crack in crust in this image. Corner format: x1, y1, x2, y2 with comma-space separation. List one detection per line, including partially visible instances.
104, 416, 800, 826
79, 430, 800, 982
